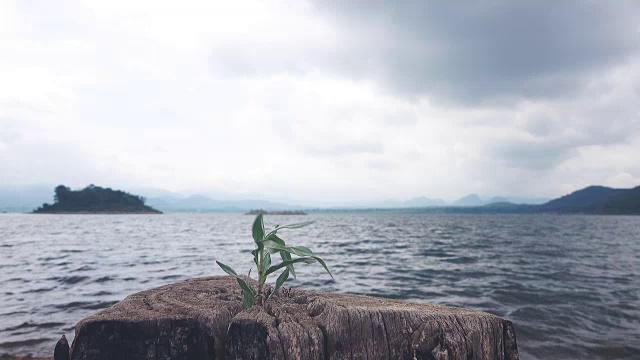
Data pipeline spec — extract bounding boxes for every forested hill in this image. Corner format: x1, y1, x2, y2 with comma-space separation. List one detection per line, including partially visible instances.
33, 185, 161, 214
537, 185, 640, 214
474, 185, 640, 215
407, 185, 640, 215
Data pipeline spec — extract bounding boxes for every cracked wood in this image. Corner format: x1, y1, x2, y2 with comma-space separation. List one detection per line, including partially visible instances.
70, 276, 518, 360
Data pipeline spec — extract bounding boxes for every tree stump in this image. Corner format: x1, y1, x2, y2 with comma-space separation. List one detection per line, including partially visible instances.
70, 276, 518, 360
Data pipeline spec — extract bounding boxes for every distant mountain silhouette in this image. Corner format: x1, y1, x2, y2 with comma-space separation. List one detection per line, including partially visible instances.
407, 185, 640, 215
453, 194, 548, 207
374, 196, 447, 208
453, 194, 485, 206
3, 183, 635, 214
499, 197, 549, 205
603, 186, 640, 214
404, 196, 448, 207
463, 185, 640, 214
487, 196, 509, 203
0, 185, 54, 212
538, 185, 639, 214
145, 195, 301, 213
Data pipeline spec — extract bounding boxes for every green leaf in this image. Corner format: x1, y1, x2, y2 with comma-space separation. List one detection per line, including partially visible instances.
263, 240, 291, 253
273, 268, 289, 295
275, 220, 315, 230
251, 249, 259, 266
242, 288, 255, 308
252, 213, 265, 243
266, 268, 290, 303
265, 253, 272, 271
236, 277, 254, 296
291, 246, 314, 256
261, 242, 330, 279
216, 261, 238, 277
260, 253, 271, 284
236, 277, 255, 308
260, 247, 332, 279
264, 221, 315, 239
312, 255, 333, 279
217, 261, 256, 308
265, 233, 286, 254
275, 268, 289, 290
265, 257, 315, 277
266, 233, 286, 244
280, 251, 296, 279
264, 242, 316, 259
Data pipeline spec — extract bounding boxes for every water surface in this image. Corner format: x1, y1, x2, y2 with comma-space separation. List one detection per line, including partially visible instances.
1, 213, 639, 359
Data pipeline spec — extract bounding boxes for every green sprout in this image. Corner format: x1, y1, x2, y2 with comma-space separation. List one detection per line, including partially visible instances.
216, 213, 333, 308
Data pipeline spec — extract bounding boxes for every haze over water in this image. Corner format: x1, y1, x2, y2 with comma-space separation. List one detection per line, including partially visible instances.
1, 213, 639, 359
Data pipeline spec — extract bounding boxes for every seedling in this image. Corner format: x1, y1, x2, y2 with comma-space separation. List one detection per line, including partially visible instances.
216, 213, 332, 308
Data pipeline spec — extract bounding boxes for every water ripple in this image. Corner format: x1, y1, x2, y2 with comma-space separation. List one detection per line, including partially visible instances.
0, 213, 639, 359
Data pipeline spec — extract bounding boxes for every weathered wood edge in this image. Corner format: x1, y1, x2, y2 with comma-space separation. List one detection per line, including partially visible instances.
70, 276, 519, 360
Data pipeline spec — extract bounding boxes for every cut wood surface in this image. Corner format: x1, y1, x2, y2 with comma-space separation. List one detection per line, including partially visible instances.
70, 276, 518, 360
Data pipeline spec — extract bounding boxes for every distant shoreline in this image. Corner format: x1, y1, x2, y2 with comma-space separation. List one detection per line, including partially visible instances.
31, 210, 161, 214
245, 209, 307, 215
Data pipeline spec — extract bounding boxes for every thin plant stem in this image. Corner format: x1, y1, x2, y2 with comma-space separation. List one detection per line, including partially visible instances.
257, 248, 264, 305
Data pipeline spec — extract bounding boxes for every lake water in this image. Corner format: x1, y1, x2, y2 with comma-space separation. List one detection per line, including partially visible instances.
0, 213, 639, 359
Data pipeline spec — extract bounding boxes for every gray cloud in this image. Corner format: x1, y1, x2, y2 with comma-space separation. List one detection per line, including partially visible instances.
210, 1, 639, 104
356, 1, 636, 100
490, 141, 575, 170
321, 0, 640, 104
485, 105, 640, 171
2, 1, 640, 201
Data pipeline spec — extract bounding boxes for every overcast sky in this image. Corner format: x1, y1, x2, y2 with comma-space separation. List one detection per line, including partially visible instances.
1, 0, 639, 202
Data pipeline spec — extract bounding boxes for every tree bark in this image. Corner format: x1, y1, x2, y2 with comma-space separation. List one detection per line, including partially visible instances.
70, 276, 518, 360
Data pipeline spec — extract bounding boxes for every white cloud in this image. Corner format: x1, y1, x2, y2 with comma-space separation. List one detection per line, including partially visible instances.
0, 0, 639, 203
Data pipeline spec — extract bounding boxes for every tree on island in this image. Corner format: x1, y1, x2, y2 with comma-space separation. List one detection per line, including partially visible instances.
33, 184, 161, 214
54, 185, 71, 203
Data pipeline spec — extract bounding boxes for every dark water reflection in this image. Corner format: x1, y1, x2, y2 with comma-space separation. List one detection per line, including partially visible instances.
1, 213, 639, 359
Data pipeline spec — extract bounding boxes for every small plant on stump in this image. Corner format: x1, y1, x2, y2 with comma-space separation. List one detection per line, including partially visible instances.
216, 213, 332, 308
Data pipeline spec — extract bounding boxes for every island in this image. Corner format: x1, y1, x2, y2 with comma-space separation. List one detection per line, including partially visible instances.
245, 209, 307, 215
33, 185, 162, 214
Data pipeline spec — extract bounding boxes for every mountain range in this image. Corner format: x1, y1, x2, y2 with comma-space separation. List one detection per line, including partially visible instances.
0, 185, 548, 212
144, 195, 302, 213
1, 184, 638, 214
437, 186, 640, 215
0, 185, 55, 212
536, 185, 640, 214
